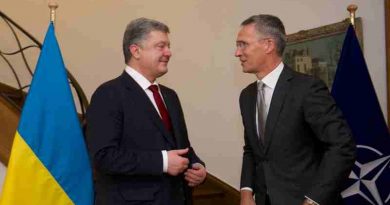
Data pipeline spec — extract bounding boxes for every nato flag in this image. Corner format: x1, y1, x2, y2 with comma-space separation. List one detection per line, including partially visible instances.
332, 25, 390, 205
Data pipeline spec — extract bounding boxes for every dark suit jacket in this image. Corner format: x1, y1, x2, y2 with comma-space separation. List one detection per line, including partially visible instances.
239, 66, 356, 205
86, 72, 204, 205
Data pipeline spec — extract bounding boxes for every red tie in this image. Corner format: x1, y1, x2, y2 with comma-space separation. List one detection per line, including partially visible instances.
149, 85, 173, 131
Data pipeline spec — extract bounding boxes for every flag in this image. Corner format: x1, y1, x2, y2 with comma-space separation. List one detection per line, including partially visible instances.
332, 25, 390, 205
0, 23, 93, 205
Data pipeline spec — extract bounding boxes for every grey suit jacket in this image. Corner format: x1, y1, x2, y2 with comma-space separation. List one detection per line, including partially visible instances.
239, 66, 356, 205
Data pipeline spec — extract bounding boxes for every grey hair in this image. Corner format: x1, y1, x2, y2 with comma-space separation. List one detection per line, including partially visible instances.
241, 14, 286, 56
122, 18, 170, 63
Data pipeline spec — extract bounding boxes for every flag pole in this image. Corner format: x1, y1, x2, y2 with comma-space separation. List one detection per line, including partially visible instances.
48, 1, 58, 25
347, 4, 358, 27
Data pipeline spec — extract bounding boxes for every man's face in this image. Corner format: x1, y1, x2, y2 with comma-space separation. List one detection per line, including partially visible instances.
235, 24, 268, 74
137, 31, 171, 80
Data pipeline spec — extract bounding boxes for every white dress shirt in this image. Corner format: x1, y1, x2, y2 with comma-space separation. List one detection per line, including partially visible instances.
241, 62, 283, 193
255, 62, 284, 136
125, 66, 169, 173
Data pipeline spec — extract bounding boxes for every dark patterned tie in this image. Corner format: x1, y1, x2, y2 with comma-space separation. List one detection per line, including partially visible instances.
149, 85, 173, 131
257, 81, 266, 143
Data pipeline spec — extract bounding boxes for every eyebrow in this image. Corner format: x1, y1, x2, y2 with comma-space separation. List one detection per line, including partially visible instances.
155, 40, 170, 45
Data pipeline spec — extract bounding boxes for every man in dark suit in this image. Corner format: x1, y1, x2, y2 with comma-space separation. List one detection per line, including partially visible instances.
86, 18, 206, 205
235, 14, 356, 205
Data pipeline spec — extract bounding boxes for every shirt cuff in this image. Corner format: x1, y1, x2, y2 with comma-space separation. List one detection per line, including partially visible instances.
240, 187, 253, 192
162, 150, 168, 173
305, 196, 319, 205
191, 162, 205, 168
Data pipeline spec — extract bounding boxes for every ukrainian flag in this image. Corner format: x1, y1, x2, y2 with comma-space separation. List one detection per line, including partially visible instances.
0, 23, 93, 205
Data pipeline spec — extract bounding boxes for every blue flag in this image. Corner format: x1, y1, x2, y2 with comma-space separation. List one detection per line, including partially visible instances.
0, 23, 94, 205
332, 25, 390, 205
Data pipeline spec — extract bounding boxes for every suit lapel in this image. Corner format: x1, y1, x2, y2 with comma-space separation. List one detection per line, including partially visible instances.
120, 72, 176, 147
264, 67, 293, 153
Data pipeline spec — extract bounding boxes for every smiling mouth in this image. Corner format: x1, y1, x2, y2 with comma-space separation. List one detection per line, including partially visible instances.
160, 58, 169, 63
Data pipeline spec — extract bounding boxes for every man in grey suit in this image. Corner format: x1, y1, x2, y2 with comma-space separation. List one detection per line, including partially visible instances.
235, 14, 356, 205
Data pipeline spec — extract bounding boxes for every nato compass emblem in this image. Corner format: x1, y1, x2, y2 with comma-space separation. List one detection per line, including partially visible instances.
342, 145, 390, 205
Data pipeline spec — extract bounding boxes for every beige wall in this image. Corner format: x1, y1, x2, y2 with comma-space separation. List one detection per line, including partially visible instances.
0, 0, 386, 189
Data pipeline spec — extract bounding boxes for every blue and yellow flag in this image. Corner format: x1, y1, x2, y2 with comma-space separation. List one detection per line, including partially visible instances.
0, 23, 93, 205
332, 25, 390, 205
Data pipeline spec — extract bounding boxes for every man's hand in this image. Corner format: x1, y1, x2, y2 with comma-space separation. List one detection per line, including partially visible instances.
167, 148, 189, 176
240, 190, 255, 205
302, 198, 318, 205
184, 163, 207, 187
302, 199, 311, 205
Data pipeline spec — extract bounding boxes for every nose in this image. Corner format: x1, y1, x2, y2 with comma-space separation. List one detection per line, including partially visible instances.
235, 48, 242, 57
164, 47, 172, 57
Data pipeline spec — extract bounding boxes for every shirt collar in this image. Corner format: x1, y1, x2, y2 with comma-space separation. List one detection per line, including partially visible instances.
125, 66, 158, 90
258, 62, 284, 89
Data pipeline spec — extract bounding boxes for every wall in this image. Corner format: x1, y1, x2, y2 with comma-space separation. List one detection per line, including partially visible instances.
0, 0, 386, 189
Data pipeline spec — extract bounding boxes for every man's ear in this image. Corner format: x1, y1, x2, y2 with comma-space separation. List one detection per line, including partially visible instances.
264, 39, 276, 55
129, 44, 140, 59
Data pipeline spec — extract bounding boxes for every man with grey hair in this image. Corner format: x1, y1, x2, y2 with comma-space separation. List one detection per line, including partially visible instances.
87, 17, 206, 205
235, 14, 355, 205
